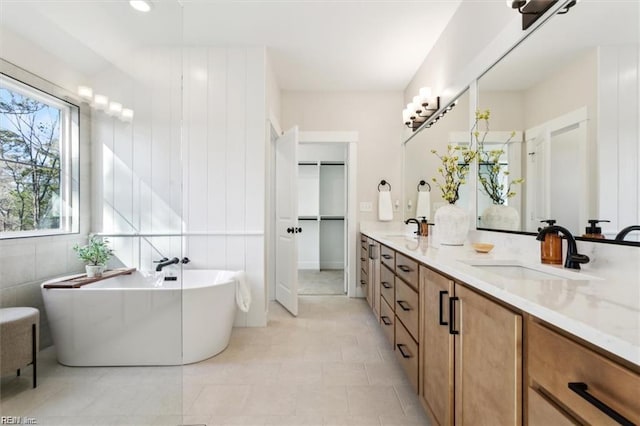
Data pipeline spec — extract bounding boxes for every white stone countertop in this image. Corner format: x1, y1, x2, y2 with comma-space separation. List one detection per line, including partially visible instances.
362, 230, 640, 368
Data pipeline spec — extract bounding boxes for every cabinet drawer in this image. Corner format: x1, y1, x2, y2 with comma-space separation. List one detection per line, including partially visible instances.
380, 264, 395, 306
528, 320, 640, 425
528, 387, 577, 426
395, 253, 418, 289
380, 245, 395, 269
380, 298, 395, 349
395, 320, 419, 392
360, 248, 368, 272
394, 278, 419, 341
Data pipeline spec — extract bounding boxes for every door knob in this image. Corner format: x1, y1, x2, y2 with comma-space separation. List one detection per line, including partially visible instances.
286, 227, 295, 233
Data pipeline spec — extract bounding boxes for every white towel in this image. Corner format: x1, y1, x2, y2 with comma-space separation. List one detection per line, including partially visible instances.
378, 191, 393, 221
415, 191, 431, 219
234, 271, 251, 313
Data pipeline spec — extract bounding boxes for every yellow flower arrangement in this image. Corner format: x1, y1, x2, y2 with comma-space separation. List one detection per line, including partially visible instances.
473, 109, 524, 205
431, 144, 476, 205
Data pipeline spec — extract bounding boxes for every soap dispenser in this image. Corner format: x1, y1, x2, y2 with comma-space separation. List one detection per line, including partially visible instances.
419, 217, 430, 237
582, 219, 610, 239
539, 219, 562, 265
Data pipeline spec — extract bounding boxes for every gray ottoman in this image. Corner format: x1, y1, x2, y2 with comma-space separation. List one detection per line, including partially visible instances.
0, 307, 39, 388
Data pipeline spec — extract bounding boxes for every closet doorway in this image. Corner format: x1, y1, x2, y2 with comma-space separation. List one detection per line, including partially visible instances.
297, 140, 351, 295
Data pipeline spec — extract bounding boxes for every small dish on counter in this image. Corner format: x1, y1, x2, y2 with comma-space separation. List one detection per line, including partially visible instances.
472, 243, 494, 253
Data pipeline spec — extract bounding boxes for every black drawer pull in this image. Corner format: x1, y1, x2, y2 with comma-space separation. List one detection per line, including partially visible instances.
449, 297, 459, 335
439, 290, 448, 326
360, 280, 367, 286
381, 316, 392, 326
381, 254, 392, 260
397, 264, 412, 273
361, 257, 366, 261
568, 382, 634, 426
397, 300, 411, 311
396, 344, 412, 359
381, 281, 392, 289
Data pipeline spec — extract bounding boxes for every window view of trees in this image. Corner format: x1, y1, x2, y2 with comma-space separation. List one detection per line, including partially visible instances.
0, 84, 62, 232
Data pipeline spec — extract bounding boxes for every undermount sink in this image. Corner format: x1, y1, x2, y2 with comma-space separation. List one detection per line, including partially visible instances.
459, 259, 602, 281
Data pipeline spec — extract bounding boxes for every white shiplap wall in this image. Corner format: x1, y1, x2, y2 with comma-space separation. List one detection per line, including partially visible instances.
598, 46, 640, 236
95, 47, 268, 327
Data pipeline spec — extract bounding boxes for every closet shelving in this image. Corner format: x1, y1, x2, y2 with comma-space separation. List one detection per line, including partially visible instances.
297, 159, 346, 270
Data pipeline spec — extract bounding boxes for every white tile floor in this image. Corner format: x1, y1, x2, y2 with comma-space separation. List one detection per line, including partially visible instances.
0, 296, 430, 426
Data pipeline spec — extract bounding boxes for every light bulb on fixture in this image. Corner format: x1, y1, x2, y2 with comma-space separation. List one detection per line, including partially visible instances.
412, 96, 422, 114
129, 0, 152, 12
121, 108, 134, 122
93, 94, 109, 110
419, 87, 432, 106
108, 102, 123, 116
407, 103, 416, 119
77, 86, 93, 101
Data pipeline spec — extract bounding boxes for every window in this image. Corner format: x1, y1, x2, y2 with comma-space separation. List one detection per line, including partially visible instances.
0, 74, 79, 238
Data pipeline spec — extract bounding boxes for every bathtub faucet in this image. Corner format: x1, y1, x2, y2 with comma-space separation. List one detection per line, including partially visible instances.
155, 257, 180, 272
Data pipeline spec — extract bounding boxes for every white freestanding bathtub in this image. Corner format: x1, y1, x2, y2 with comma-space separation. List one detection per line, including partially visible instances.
41, 270, 238, 366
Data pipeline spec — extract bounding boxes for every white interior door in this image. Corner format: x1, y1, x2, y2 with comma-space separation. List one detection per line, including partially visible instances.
275, 126, 299, 316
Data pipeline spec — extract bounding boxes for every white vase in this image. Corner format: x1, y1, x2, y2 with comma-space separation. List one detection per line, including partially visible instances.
481, 204, 520, 231
85, 265, 104, 278
434, 204, 469, 246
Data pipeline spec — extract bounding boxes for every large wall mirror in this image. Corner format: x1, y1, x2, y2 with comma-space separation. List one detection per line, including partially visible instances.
476, 0, 640, 243
404, 90, 470, 222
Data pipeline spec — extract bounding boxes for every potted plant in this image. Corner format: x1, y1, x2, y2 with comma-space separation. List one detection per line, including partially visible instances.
73, 236, 114, 278
473, 109, 524, 230
431, 143, 476, 245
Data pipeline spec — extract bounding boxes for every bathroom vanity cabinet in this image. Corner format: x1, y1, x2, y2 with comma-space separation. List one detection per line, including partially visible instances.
420, 266, 522, 426
358, 232, 640, 426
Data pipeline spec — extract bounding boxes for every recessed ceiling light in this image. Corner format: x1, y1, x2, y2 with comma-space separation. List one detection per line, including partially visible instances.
129, 0, 151, 13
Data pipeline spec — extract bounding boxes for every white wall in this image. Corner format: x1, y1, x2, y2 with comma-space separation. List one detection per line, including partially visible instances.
282, 91, 405, 226
92, 47, 269, 327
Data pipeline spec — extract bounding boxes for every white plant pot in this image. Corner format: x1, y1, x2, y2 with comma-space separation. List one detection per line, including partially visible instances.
481, 204, 520, 231
85, 265, 104, 278
434, 204, 469, 246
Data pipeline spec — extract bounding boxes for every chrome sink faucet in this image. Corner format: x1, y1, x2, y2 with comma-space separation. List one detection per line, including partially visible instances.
536, 225, 590, 270
615, 225, 640, 241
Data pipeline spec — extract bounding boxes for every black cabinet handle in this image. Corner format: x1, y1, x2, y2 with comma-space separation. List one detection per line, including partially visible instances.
381, 316, 392, 326
397, 300, 411, 311
381, 281, 392, 289
381, 254, 392, 259
286, 227, 295, 234
396, 344, 412, 359
397, 265, 412, 273
360, 280, 367, 286
449, 297, 459, 335
296, 227, 302, 233
361, 257, 366, 261
568, 382, 634, 426
439, 290, 448, 326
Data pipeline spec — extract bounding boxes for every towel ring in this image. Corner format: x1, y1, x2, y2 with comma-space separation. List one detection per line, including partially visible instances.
417, 180, 431, 192
378, 180, 391, 192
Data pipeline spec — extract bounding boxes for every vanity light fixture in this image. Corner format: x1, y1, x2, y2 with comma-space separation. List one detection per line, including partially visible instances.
77, 86, 93, 101
507, 0, 576, 30
129, 0, 152, 13
403, 86, 442, 131
402, 91, 457, 132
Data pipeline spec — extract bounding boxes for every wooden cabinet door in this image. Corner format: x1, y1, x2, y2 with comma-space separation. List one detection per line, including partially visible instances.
421, 267, 454, 426
454, 284, 522, 426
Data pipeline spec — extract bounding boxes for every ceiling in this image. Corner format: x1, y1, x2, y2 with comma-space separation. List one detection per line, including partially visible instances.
0, 0, 463, 91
